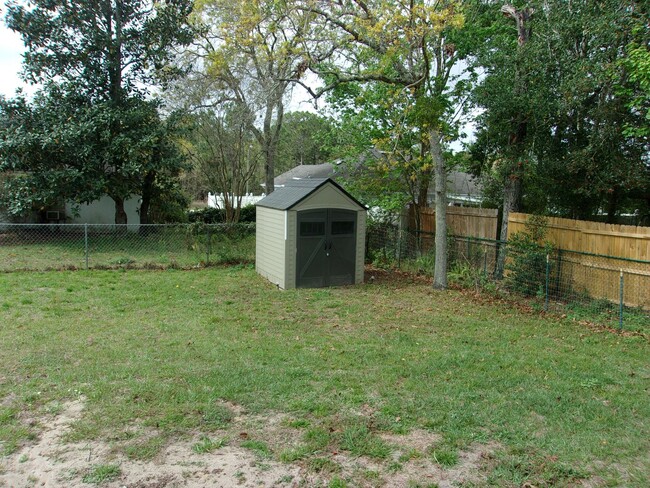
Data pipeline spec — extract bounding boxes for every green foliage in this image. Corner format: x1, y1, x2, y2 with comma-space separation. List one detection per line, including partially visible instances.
5, 0, 194, 99
0, 90, 187, 220
178, 109, 261, 222
1, 0, 194, 223
188, 205, 256, 224
275, 112, 336, 172
468, 0, 649, 221
505, 215, 553, 297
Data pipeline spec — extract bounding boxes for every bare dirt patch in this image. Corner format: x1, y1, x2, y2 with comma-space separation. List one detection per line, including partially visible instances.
0, 400, 499, 487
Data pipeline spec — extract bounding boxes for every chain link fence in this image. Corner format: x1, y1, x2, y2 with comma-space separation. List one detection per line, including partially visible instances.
0, 223, 255, 271
366, 222, 650, 332
2, 220, 648, 331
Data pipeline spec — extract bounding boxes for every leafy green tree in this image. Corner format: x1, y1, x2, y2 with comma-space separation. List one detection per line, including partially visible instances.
470, 0, 649, 227
275, 111, 335, 172
3, 0, 194, 223
192, 0, 321, 194
303, 0, 469, 288
179, 106, 261, 223
0, 86, 188, 224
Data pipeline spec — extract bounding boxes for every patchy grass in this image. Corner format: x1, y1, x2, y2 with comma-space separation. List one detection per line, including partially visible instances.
191, 435, 228, 454
0, 267, 648, 486
81, 463, 121, 484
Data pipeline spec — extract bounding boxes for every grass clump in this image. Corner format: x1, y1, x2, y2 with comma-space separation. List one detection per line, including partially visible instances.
339, 425, 391, 459
430, 447, 458, 467
240, 439, 271, 458
200, 403, 234, 429
124, 436, 166, 461
82, 464, 120, 484
192, 435, 227, 454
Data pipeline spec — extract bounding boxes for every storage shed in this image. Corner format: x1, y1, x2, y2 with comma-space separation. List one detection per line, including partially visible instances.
256, 178, 366, 289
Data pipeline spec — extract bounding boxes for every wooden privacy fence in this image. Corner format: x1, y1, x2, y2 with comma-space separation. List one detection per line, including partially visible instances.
412, 206, 499, 240
508, 213, 650, 310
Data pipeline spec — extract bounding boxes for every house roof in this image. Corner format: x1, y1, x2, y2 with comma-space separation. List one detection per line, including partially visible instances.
256, 178, 365, 211
271, 163, 337, 188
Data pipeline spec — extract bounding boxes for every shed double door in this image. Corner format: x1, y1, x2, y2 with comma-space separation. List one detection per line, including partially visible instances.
296, 209, 357, 288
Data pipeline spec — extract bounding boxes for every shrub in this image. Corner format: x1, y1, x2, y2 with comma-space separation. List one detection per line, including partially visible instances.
187, 205, 256, 224
505, 215, 553, 297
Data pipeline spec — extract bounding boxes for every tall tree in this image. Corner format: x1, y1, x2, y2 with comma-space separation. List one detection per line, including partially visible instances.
191, 0, 319, 194
4, 0, 194, 223
302, 0, 468, 289
0, 86, 188, 224
179, 107, 261, 222
470, 0, 649, 228
276, 111, 335, 172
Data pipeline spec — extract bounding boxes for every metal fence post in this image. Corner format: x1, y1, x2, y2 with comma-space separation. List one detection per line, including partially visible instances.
554, 249, 563, 298
545, 254, 550, 312
619, 269, 624, 331
397, 229, 402, 269
84, 224, 89, 270
206, 226, 212, 265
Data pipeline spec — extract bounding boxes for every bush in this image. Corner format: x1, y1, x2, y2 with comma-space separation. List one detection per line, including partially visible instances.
187, 205, 256, 224
505, 215, 553, 297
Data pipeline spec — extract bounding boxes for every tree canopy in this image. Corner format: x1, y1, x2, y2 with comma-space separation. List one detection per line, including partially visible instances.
1, 0, 194, 223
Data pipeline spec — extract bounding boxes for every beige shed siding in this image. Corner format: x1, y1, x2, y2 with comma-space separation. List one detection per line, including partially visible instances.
284, 211, 298, 289
256, 206, 286, 288
257, 181, 367, 289
292, 184, 361, 212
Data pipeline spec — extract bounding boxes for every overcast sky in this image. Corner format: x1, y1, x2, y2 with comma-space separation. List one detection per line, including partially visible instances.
0, 22, 30, 98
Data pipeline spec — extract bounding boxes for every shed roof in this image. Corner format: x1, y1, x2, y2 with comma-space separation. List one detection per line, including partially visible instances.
256, 178, 365, 211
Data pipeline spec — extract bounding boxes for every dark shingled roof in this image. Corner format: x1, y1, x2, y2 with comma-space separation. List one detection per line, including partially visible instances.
273, 163, 336, 187
255, 178, 365, 211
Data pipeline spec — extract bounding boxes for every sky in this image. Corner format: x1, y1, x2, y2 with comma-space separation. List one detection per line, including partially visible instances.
0, 23, 29, 98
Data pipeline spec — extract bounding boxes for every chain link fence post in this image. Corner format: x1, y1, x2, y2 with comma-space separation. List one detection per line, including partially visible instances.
544, 254, 550, 312
206, 225, 212, 265
84, 223, 89, 270
619, 269, 624, 331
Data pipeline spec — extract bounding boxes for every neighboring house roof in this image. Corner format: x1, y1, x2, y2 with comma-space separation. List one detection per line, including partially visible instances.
256, 178, 365, 211
445, 171, 483, 205
271, 162, 338, 188
270, 156, 483, 206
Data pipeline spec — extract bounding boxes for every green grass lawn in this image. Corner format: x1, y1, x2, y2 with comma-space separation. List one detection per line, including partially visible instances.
0, 267, 648, 486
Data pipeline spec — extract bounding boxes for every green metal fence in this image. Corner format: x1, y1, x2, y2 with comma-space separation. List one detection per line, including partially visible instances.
366, 224, 650, 332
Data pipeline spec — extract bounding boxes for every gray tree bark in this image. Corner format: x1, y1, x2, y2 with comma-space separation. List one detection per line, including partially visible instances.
495, 4, 533, 278
430, 128, 447, 289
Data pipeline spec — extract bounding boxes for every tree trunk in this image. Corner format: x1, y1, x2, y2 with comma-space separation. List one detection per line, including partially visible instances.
265, 144, 275, 195
496, 170, 522, 278
606, 188, 619, 224
430, 129, 447, 290
113, 196, 128, 225
496, 5, 533, 279
139, 170, 155, 225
